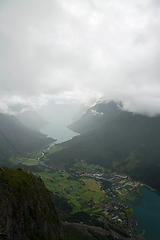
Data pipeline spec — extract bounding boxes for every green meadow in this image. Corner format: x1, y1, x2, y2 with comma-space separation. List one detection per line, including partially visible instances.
9, 156, 39, 165
33, 170, 105, 214
43, 146, 63, 161
82, 179, 102, 192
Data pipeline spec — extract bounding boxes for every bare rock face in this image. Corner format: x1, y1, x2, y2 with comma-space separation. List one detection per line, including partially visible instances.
0, 167, 63, 240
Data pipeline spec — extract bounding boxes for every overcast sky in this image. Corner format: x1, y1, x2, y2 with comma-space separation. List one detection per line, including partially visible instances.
0, 0, 160, 116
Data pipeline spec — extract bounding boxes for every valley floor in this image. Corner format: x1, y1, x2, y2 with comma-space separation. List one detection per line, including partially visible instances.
10, 145, 146, 239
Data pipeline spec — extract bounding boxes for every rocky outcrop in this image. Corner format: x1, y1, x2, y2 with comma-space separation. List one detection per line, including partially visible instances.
0, 167, 63, 240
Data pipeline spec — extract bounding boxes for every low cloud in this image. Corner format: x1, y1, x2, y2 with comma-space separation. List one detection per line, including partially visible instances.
0, 0, 160, 116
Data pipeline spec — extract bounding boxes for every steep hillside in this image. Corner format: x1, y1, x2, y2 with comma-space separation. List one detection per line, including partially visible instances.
0, 113, 54, 166
0, 167, 63, 240
15, 109, 50, 131
68, 100, 122, 134
48, 101, 160, 191
9, 103, 50, 131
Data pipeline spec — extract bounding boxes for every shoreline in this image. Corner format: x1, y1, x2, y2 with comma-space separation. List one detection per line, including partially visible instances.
140, 184, 157, 192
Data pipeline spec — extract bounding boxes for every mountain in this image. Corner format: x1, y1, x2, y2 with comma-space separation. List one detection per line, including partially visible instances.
9, 103, 50, 131
0, 113, 54, 166
0, 167, 63, 240
48, 101, 160, 191
68, 100, 123, 134
71, 104, 89, 123
15, 109, 50, 131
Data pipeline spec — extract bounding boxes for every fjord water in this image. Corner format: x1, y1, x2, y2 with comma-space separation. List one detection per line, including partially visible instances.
40, 118, 79, 143
133, 187, 160, 240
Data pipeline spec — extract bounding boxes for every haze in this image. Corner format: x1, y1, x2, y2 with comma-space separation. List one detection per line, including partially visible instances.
1, 0, 160, 116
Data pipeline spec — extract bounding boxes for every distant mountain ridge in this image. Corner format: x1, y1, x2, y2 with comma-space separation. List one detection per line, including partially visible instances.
9, 103, 50, 131
48, 101, 160, 191
15, 109, 50, 131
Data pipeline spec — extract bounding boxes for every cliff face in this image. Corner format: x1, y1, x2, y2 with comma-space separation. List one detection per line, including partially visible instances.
0, 167, 63, 240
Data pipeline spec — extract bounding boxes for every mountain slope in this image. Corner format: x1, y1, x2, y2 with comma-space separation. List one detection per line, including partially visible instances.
0, 113, 54, 166
68, 100, 122, 134
48, 101, 160, 191
15, 109, 50, 131
0, 167, 63, 240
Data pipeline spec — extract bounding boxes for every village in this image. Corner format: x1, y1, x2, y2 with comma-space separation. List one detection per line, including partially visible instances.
31, 157, 143, 238
70, 159, 140, 198
13, 148, 143, 238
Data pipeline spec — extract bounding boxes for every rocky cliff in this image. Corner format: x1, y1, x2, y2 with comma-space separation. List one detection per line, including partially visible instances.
0, 167, 63, 240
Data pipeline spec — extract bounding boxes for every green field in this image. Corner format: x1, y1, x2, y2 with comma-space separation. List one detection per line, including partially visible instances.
83, 164, 95, 168
9, 157, 39, 165
9, 145, 63, 166
82, 179, 102, 193
33, 170, 105, 214
43, 146, 63, 161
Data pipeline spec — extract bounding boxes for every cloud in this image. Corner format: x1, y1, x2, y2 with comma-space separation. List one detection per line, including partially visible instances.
0, 0, 160, 116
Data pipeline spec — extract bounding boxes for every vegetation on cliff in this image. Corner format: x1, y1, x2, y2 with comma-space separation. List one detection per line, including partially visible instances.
0, 167, 63, 240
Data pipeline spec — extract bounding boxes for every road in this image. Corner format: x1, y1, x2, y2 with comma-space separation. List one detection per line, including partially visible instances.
62, 221, 146, 240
